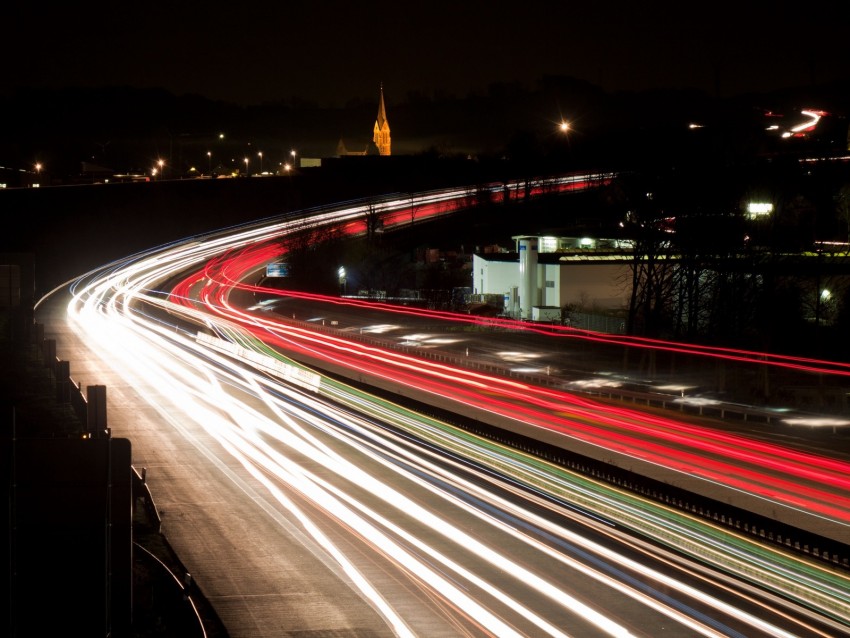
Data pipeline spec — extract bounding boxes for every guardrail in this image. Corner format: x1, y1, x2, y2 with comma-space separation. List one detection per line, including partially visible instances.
293, 315, 847, 432
31, 321, 213, 637
277, 314, 850, 568
40, 334, 109, 438
132, 466, 208, 637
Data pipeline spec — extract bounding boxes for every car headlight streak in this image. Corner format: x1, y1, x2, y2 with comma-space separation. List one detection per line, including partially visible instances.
58, 179, 850, 636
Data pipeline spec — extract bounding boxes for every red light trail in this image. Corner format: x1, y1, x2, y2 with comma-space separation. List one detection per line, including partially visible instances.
167, 243, 850, 529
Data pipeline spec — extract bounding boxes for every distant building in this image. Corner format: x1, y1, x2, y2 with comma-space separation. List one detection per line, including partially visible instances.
336, 138, 368, 157
473, 234, 636, 321
373, 84, 391, 156
334, 84, 391, 158
74, 161, 116, 184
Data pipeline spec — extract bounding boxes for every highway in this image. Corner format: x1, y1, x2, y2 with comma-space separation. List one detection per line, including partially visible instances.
171, 245, 850, 539
37, 177, 850, 637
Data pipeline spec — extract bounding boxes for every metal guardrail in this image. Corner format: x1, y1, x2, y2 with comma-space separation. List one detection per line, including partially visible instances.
41, 333, 110, 437
293, 316, 848, 433
267, 315, 850, 570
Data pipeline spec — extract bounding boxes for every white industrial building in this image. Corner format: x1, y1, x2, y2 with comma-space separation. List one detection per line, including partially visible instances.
472, 235, 634, 321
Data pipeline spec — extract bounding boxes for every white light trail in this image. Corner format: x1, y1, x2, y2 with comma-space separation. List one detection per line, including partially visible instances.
49, 177, 850, 637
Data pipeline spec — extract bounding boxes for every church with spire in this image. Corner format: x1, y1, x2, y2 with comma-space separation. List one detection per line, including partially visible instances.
372, 84, 391, 156
335, 84, 391, 158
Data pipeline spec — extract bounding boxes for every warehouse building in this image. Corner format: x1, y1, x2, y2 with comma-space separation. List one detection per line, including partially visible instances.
472, 235, 634, 322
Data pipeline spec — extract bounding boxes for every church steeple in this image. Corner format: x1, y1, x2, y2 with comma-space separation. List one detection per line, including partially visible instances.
373, 83, 391, 156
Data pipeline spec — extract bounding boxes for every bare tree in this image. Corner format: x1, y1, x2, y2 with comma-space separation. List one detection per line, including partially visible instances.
281, 223, 344, 294
364, 202, 384, 243
625, 214, 678, 338
836, 183, 850, 244
407, 194, 420, 226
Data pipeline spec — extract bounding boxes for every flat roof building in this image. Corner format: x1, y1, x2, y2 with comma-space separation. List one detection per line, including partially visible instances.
472, 234, 636, 321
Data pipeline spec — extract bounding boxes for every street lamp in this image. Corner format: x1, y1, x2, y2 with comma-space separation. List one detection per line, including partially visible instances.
158, 159, 165, 180
258, 151, 263, 174
290, 149, 297, 168
559, 121, 570, 133
244, 157, 249, 176
207, 151, 211, 174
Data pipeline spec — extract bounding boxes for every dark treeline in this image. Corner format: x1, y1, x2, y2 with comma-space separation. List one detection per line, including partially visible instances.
277, 154, 850, 361
4, 76, 850, 360
3, 75, 850, 181
616, 159, 850, 359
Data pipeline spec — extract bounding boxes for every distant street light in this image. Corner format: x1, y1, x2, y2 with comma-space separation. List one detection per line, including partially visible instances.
290, 149, 297, 168
158, 159, 165, 180
258, 151, 263, 173
244, 157, 249, 176
35, 162, 42, 174
559, 121, 570, 133
207, 151, 212, 174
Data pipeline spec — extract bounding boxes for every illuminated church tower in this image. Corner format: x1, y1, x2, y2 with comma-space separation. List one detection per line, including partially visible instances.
373, 84, 391, 156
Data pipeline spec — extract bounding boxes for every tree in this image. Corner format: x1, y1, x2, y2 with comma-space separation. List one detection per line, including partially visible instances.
280, 223, 344, 294
364, 202, 384, 243
625, 214, 678, 338
836, 183, 850, 244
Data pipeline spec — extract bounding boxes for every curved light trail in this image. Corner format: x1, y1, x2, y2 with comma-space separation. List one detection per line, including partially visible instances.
42, 175, 850, 636
181, 255, 850, 527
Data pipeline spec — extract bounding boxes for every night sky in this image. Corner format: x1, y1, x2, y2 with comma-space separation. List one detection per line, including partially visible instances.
5, 1, 849, 108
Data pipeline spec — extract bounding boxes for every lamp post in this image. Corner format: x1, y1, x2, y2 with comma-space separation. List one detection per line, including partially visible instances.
207, 151, 211, 175
290, 149, 297, 169
244, 157, 249, 177
338, 267, 346, 296
557, 121, 571, 167
258, 151, 263, 174
158, 159, 165, 180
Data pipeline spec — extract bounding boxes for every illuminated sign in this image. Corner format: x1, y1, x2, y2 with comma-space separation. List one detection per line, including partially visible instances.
266, 262, 289, 277
746, 202, 773, 219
